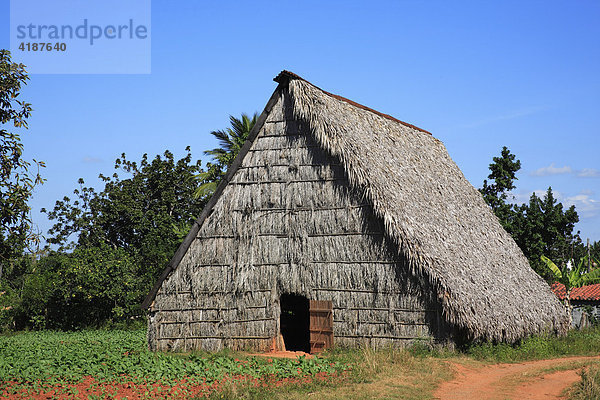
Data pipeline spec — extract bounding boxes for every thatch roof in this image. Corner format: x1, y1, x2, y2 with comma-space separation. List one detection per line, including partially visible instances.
143, 71, 569, 342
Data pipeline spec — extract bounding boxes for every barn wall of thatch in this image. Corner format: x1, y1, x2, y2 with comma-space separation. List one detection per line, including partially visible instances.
148, 90, 449, 352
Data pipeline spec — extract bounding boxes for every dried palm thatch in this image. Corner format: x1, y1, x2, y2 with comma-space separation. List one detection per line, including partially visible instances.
143, 71, 568, 351
281, 72, 568, 341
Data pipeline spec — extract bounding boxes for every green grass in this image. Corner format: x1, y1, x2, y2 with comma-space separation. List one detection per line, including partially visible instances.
465, 327, 600, 362
568, 364, 600, 400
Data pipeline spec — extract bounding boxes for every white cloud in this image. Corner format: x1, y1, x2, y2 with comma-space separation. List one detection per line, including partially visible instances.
529, 164, 600, 179
82, 156, 102, 163
530, 163, 573, 177
577, 168, 600, 178
563, 193, 600, 218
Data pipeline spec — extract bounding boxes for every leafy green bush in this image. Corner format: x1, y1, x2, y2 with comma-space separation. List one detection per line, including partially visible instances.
1, 149, 210, 331
3, 246, 148, 331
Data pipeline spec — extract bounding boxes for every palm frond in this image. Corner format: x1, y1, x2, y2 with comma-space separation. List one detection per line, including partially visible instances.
229, 115, 245, 136
580, 267, 600, 286
193, 181, 218, 199
204, 148, 228, 159
541, 255, 562, 279
194, 171, 212, 181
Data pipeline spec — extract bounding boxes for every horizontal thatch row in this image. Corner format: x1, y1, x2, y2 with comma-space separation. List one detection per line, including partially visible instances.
233, 164, 345, 182
153, 294, 432, 327
195, 208, 376, 237
285, 75, 569, 341
154, 287, 431, 316
243, 145, 337, 167
154, 302, 271, 322
203, 182, 362, 216
161, 259, 427, 300
186, 235, 392, 265
251, 124, 310, 145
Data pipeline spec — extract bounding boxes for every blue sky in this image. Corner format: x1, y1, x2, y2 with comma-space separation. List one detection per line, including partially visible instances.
2, 0, 599, 242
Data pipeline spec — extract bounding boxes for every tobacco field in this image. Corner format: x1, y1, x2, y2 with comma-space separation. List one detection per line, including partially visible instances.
0, 329, 347, 399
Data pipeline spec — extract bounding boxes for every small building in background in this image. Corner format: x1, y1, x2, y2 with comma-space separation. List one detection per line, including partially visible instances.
551, 283, 600, 328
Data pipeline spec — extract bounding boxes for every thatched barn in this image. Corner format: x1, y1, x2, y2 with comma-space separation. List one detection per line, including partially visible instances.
142, 71, 568, 353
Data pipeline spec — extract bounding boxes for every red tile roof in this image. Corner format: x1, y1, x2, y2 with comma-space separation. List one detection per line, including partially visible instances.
551, 283, 600, 301
273, 70, 432, 135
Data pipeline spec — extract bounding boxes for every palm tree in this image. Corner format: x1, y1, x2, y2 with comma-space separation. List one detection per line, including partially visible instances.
541, 255, 600, 327
195, 113, 257, 199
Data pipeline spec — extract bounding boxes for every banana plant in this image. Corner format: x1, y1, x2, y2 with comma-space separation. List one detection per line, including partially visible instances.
541, 255, 600, 327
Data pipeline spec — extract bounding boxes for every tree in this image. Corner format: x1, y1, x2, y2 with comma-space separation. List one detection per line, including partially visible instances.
39, 246, 143, 330
541, 255, 600, 327
0, 50, 45, 331
591, 241, 600, 268
0, 50, 45, 264
195, 113, 257, 198
512, 188, 581, 279
2, 246, 146, 330
42, 148, 206, 285
479, 146, 521, 233
480, 147, 582, 281
2, 148, 209, 330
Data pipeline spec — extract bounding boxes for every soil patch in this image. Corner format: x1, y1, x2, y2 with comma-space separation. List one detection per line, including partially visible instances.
249, 350, 313, 359
434, 355, 600, 400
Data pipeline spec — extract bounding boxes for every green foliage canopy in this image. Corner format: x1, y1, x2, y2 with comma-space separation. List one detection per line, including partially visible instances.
10, 149, 208, 330
42, 148, 205, 283
512, 189, 581, 278
480, 146, 521, 233
8, 246, 143, 330
0, 50, 44, 263
480, 147, 584, 280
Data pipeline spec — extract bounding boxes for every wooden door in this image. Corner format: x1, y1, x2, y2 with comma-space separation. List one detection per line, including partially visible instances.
309, 300, 333, 353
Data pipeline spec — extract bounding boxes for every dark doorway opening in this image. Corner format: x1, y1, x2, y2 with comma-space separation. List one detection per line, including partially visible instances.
280, 294, 309, 352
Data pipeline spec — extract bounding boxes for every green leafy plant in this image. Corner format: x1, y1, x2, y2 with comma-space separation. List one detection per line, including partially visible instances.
0, 329, 348, 398
568, 364, 600, 400
541, 255, 600, 326
0, 51, 46, 328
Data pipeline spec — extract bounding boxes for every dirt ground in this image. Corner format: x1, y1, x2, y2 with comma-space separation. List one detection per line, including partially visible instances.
249, 350, 313, 359
434, 355, 600, 400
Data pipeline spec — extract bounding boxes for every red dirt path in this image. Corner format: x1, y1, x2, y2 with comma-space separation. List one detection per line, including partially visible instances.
434, 355, 600, 400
